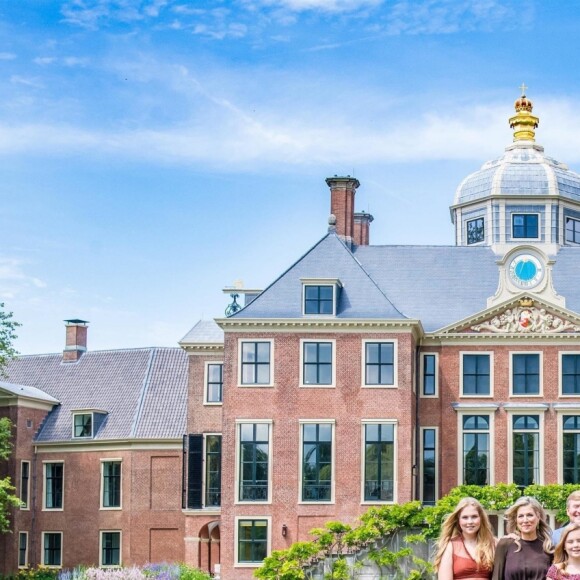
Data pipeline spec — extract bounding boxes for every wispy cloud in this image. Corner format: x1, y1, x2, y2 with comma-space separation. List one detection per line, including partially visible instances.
246, 0, 382, 11
0, 258, 46, 300
0, 52, 17, 60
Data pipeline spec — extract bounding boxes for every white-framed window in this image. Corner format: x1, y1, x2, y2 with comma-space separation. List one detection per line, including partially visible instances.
300, 339, 336, 388
185, 433, 222, 510
362, 340, 398, 388
204, 434, 222, 507
299, 420, 335, 504
456, 408, 496, 486
512, 213, 540, 239
238, 339, 274, 387
234, 516, 271, 567
100, 460, 122, 509
505, 406, 546, 487
72, 412, 93, 438
20, 460, 30, 510
559, 412, 580, 484
18, 531, 28, 568
566, 216, 580, 244
204, 361, 223, 404
41, 531, 63, 568
43, 462, 64, 510
460, 352, 493, 397
510, 352, 542, 396
361, 420, 397, 504
301, 278, 341, 316
420, 353, 438, 398
420, 427, 438, 505
560, 352, 580, 396
100, 531, 122, 567
466, 217, 485, 245
236, 420, 272, 504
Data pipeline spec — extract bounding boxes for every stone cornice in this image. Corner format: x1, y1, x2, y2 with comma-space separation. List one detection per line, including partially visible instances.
424, 332, 580, 345
180, 343, 224, 354
33, 438, 183, 453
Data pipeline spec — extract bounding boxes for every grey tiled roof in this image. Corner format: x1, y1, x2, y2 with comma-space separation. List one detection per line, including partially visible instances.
551, 247, 580, 313
180, 319, 224, 344
5, 348, 188, 442
233, 233, 405, 320
0, 380, 59, 404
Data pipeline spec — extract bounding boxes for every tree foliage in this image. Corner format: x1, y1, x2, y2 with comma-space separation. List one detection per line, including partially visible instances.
0, 302, 19, 377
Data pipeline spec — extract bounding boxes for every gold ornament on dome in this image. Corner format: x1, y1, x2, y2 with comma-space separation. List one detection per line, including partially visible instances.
471, 306, 580, 334
509, 83, 539, 142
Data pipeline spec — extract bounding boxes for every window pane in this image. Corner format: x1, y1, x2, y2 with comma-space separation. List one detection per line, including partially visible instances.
256, 342, 270, 362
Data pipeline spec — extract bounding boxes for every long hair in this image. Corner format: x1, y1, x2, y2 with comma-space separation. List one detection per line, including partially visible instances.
433, 497, 495, 571
553, 522, 580, 573
504, 496, 554, 555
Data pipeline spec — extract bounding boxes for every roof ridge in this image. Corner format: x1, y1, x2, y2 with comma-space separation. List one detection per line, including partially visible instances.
15, 346, 182, 358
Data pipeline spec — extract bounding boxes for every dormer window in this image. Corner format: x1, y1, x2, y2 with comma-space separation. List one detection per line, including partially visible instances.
566, 217, 580, 244
512, 214, 539, 239
466, 217, 484, 245
301, 278, 341, 316
73, 413, 93, 438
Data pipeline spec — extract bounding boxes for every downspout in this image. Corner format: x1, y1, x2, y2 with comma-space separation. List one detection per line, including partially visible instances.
30, 445, 38, 567
414, 343, 421, 501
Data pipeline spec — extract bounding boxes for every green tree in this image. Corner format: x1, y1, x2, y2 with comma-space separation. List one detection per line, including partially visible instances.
0, 302, 19, 376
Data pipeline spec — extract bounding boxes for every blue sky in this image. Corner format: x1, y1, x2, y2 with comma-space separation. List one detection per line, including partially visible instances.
3, 0, 580, 354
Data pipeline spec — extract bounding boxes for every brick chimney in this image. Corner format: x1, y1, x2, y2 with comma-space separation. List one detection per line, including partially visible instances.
63, 319, 89, 362
325, 176, 360, 243
353, 211, 374, 246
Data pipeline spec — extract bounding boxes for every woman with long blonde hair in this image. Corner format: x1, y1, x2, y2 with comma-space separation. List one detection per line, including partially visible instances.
492, 496, 553, 580
434, 497, 496, 579
547, 523, 580, 579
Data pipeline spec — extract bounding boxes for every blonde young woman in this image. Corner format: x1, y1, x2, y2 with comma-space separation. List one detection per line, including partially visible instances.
492, 496, 553, 580
547, 523, 580, 579
434, 497, 496, 580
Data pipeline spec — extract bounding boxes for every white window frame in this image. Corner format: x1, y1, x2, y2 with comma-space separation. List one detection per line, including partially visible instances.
202, 433, 222, 510
42, 461, 64, 511
510, 351, 543, 397
559, 352, 580, 397
360, 419, 398, 505
41, 531, 63, 568
298, 419, 335, 505
466, 216, 485, 245
300, 338, 336, 388
99, 530, 122, 567
238, 339, 275, 387
18, 531, 28, 569
565, 216, 580, 245
72, 412, 94, 439
505, 405, 547, 486
204, 361, 224, 405
361, 339, 398, 389
234, 515, 272, 568
235, 420, 273, 505
20, 460, 30, 510
511, 211, 541, 240
456, 408, 495, 486
420, 352, 439, 398
460, 352, 494, 398
555, 406, 580, 484
301, 278, 341, 316
419, 426, 439, 503
100, 459, 122, 510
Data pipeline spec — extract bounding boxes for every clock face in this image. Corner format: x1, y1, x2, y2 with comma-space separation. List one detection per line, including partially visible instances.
508, 254, 544, 289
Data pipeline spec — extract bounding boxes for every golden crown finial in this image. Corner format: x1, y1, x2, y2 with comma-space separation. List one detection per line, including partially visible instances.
509, 83, 539, 142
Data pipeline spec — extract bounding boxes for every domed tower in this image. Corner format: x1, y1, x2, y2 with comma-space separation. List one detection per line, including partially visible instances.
450, 88, 580, 254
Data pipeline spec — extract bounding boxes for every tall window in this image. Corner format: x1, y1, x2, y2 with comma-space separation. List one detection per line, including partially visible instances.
462, 415, 490, 485
237, 519, 268, 564
563, 415, 580, 484
303, 342, 333, 385
102, 461, 121, 508
462, 354, 490, 395
42, 532, 62, 567
44, 463, 63, 509
512, 353, 540, 395
566, 217, 580, 244
422, 354, 436, 396
513, 214, 539, 238
20, 461, 30, 509
18, 532, 28, 568
241, 342, 271, 385
363, 423, 395, 502
206, 363, 223, 403
512, 415, 540, 487
302, 423, 332, 502
422, 428, 437, 505
101, 531, 121, 566
365, 342, 394, 386
562, 354, 580, 395
304, 285, 334, 314
467, 217, 485, 245
205, 435, 222, 507
239, 423, 269, 501
73, 413, 93, 438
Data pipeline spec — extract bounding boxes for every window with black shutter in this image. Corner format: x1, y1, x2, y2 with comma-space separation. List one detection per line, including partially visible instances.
187, 434, 203, 509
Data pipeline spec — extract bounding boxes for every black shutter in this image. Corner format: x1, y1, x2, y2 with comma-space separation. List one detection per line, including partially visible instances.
187, 434, 203, 509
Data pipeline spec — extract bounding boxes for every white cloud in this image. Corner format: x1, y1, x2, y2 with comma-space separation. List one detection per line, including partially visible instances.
34, 57, 57, 65
247, 0, 381, 11
0, 52, 16, 60
0, 258, 47, 300
9, 76, 43, 88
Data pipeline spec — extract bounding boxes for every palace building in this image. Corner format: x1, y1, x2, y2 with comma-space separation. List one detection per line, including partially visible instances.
3, 91, 580, 579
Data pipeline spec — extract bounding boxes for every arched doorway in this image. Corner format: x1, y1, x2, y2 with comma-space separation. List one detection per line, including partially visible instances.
198, 521, 220, 575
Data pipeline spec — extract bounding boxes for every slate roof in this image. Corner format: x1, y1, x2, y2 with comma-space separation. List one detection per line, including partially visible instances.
5, 348, 188, 443
0, 380, 59, 404
180, 319, 224, 344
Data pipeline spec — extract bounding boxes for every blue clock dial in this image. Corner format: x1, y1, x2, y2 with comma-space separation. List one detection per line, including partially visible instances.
508, 254, 544, 289
514, 259, 537, 282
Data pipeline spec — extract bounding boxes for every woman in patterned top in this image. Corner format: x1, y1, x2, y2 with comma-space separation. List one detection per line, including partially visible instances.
548, 523, 580, 579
